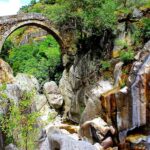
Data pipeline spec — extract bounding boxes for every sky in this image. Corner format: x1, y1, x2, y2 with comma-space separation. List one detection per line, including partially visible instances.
0, 0, 32, 16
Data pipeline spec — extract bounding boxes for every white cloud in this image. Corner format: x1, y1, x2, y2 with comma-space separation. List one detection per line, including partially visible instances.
0, 0, 21, 16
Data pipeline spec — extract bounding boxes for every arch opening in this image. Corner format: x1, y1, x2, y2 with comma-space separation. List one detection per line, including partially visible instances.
0, 20, 65, 53
0, 21, 65, 86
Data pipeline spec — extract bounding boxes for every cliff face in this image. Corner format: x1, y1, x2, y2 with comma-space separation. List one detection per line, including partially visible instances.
59, 7, 150, 148
0, 3, 149, 149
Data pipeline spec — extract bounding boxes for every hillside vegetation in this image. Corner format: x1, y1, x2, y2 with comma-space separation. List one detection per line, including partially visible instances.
1, 0, 149, 85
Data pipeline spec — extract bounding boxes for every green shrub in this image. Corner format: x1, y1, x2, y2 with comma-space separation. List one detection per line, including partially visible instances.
141, 18, 150, 42
119, 49, 135, 63
20, 0, 118, 37
115, 39, 128, 48
0, 88, 41, 149
101, 60, 111, 70
6, 35, 62, 84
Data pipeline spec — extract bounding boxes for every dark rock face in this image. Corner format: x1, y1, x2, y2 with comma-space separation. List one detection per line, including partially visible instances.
60, 37, 150, 148
59, 32, 114, 123
59, 50, 102, 122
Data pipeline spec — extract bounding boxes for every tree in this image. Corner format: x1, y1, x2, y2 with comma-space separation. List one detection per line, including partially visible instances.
0, 40, 14, 60
30, 0, 36, 5
6, 35, 61, 84
41, 0, 56, 4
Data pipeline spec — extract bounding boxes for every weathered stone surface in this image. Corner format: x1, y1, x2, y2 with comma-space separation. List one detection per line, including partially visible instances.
59, 69, 74, 119
114, 62, 124, 86
126, 134, 147, 144
79, 117, 115, 145
5, 144, 18, 150
57, 124, 79, 134
44, 81, 63, 109
43, 127, 97, 150
79, 50, 150, 145
34, 94, 56, 124
0, 59, 14, 83
60, 49, 103, 122
19, 26, 48, 45
15, 73, 39, 92
35, 94, 47, 111
91, 80, 113, 98
132, 8, 143, 18
143, 40, 150, 52
80, 96, 101, 125
130, 54, 150, 128
48, 133, 97, 150
100, 54, 150, 140
39, 127, 96, 150
44, 81, 60, 94
101, 137, 113, 149
0, 84, 22, 115
80, 80, 113, 124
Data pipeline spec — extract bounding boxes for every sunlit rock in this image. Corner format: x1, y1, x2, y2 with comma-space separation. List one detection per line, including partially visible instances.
43, 81, 63, 109
59, 69, 73, 119
0, 59, 14, 84
79, 117, 115, 147
15, 73, 39, 92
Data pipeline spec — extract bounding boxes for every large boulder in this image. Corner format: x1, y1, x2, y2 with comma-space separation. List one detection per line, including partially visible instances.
59, 69, 74, 119
15, 73, 39, 92
5, 144, 18, 150
79, 117, 115, 149
0, 84, 22, 115
80, 80, 113, 124
35, 94, 58, 125
43, 81, 63, 109
39, 127, 97, 150
0, 59, 14, 84
35, 94, 48, 111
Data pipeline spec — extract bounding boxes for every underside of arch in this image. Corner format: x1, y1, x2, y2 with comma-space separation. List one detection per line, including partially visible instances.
0, 20, 65, 53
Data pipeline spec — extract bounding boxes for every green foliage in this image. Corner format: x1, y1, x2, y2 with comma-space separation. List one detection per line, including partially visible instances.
19, 0, 149, 40
115, 39, 128, 48
0, 90, 40, 149
131, 24, 142, 46
30, 0, 37, 5
22, 0, 118, 37
82, 0, 118, 31
20, 5, 29, 12
120, 80, 126, 88
11, 27, 26, 38
6, 35, 61, 84
119, 49, 135, 63
116, 0, 149, 9
41, 0, 56, 4
101, 60, 111, 70
141, 18, 150, 42
0, 40, 14, 60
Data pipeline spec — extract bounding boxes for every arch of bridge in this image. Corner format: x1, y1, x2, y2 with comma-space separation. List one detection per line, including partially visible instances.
0, 13, 65, 53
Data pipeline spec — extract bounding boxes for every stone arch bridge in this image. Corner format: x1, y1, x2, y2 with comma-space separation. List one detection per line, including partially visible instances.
0, 13, 67, 53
